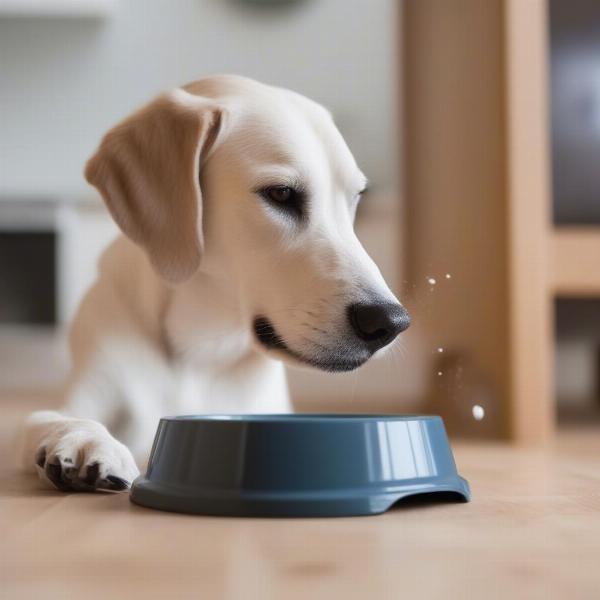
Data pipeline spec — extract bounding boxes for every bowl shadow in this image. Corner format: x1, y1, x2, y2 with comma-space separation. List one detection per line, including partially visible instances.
387, 491, 468, 513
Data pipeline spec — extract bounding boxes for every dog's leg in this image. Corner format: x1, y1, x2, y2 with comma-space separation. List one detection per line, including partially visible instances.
22, 410, 139, 492
21, 337, 176, 492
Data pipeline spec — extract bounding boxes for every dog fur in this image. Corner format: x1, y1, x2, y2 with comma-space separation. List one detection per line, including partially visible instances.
20, 75, 407, 492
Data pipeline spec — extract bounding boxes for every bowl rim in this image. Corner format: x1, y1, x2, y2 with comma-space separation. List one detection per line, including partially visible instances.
161, 414, 441, 423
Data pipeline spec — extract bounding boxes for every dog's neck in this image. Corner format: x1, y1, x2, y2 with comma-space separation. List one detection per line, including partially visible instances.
161, 269, 291, 415
164, 269, 256, 371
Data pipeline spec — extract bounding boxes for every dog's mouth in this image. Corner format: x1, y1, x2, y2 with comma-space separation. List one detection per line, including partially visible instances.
252, 316, 368, 373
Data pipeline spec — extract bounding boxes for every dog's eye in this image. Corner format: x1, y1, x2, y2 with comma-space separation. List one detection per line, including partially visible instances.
265, 186, 293, 204
258, 185, 305, 220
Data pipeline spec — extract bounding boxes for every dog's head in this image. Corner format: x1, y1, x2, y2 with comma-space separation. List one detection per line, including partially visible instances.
86, 75, 410, 372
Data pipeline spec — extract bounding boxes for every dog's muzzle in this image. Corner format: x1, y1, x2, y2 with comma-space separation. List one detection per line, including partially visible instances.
253, 302, 410, 372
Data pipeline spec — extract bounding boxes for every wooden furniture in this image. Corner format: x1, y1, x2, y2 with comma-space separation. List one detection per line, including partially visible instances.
551, 228, 600, 297
403, 0, 600, 444
1, 394, 599, 598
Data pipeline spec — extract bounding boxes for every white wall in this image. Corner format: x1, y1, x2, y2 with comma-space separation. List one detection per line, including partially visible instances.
0, 1, 427, 408
0, 0, 399, 197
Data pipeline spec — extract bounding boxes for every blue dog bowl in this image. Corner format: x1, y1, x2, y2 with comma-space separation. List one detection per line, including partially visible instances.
130, 414, 470, 517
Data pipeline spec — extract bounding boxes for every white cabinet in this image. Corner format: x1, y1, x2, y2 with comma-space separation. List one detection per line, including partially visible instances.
0, 196, 116, 388
56, 201, 117, 324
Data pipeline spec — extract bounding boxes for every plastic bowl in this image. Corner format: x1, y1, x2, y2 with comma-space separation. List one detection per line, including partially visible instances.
130, 414, 470, 517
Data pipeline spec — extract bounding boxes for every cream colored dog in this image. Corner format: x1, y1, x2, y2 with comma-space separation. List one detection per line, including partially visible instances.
21, 75, 410, 492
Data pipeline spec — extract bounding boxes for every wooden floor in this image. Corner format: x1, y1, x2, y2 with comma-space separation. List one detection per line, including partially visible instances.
1, 397, 599, 599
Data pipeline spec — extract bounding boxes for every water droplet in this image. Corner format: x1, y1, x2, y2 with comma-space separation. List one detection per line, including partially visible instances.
427, 277, 437, 286
437, 347, 444, 353
472, 405, 485, 421
437, 371, 443, 376
445, 273, 452, 279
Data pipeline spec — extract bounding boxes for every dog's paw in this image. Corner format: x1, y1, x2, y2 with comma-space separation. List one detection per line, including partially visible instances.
34, 419, 140, 493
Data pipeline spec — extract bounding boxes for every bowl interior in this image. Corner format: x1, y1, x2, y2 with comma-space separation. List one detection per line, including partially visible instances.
165, 413, 439, 422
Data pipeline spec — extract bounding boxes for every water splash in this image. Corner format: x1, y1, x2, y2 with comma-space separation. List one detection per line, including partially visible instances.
472, 405, 485, 421
427, 277, 437, 286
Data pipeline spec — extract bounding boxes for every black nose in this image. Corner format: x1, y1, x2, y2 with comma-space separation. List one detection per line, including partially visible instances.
348, 302, 411, 350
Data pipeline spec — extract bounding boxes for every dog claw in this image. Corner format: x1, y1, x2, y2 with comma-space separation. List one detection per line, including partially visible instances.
104, 475, 130, 491
45, 461, 72, 492
83, 462, 100, 486
39, 457, 132, 493
63, 466, 78, 480
35, 448, 46, 468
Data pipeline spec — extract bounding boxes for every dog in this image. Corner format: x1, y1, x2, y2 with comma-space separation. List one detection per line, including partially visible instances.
21, 75, 410, 492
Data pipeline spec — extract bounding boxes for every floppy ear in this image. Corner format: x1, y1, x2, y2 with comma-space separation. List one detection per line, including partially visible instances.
85, 89, 223, 283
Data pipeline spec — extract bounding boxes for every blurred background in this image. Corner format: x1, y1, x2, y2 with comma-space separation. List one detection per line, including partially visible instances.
0, 0, 598, 443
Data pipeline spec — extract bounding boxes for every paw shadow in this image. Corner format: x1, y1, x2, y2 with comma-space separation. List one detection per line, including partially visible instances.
0, 468, 132, 502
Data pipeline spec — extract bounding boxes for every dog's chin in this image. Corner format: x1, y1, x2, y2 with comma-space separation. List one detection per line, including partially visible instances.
252, 316, 370, 373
